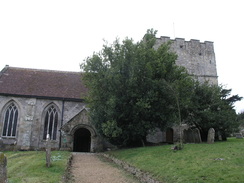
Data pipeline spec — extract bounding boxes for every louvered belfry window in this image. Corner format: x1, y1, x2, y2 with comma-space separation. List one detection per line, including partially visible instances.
43, 105, 58, 140
2, 103, 18, 137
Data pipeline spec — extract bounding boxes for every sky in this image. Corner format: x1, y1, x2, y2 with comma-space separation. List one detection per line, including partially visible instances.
0, 0, 243, 113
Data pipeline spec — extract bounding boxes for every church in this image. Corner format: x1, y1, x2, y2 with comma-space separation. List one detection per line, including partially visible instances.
0, 37, 218, 152
0, 65, 104, 152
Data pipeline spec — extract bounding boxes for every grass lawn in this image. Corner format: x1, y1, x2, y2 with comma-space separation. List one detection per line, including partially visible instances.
4, 151, 71, 183
107, 138, 244, 183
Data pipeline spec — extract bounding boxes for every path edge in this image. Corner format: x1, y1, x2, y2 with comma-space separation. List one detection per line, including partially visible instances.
100, 153, 163, 183
62, 153, 73, 183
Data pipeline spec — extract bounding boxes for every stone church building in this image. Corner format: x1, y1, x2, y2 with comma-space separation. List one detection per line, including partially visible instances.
0, 37, 218, 152
0, 66, 104, 152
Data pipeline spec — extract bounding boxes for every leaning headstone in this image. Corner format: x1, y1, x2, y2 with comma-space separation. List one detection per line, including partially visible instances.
183, 128, 202, 143
46, 134, 51, 168
235, 133, 243, 139
0, 152, 7, 183
194, 128, 202, 143
183, 129, 193, 143
207, 128, 215, 144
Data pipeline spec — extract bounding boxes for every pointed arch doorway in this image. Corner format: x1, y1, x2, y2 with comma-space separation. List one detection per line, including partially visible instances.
73, 128, 91, 152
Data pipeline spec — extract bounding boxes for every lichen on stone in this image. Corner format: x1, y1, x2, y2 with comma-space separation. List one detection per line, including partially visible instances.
0, 152, 4, 163
0, 152, 7, 165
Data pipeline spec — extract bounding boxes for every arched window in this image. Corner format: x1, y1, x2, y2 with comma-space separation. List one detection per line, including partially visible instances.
2, 103, 18, 137
43, 105, 58, 140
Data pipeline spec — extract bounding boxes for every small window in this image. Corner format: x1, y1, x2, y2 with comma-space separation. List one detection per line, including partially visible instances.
43, 105, 58, 140
2, 103, 18, 137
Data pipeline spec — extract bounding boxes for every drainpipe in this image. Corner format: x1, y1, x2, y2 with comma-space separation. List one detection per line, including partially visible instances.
59, 100, 65, 149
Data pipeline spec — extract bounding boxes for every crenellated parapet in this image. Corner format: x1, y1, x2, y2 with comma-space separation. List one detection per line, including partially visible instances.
154, 36, 218, 85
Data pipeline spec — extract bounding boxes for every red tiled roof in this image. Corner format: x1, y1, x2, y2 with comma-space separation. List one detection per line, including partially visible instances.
0, 66, 88, 100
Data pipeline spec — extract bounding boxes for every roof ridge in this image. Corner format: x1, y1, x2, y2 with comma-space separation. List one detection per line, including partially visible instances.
7, 66, 81, 74
0, 65, 10, 78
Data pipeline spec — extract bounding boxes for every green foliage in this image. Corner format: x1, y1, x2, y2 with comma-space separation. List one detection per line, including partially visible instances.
81, 29, 241, 146
102, 120, 122, 138
5, 151, 70, 183
107, 138, 244, 183
237, 111, 244, 128
81, 29, 193, 146
185, 82, 242, 141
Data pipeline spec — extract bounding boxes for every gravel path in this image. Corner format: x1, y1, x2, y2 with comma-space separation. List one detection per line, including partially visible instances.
70, 153, 139, 183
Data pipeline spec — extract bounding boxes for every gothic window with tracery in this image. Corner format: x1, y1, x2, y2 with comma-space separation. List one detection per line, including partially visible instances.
43, 105, 58, 140
2, 103, 18, 137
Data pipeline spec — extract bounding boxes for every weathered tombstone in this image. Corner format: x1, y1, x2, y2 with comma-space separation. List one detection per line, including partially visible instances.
218, 131, 222, 141
0, 152, 7, 183
183, 128, 202, 143
195, 128, 202, 143
235, 133, 243, 139
183, 129, 193, 143
207, 128, 215, 144
241, 131, 244, 137
46, 134, 51, 168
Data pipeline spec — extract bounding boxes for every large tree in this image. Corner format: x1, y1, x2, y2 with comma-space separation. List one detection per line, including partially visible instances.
81, 29, 193, 146
237, 111, 244, 130
185, 82, 242, 141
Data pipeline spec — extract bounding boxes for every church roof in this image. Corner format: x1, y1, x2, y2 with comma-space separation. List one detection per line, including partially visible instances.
0, 66, 87, 101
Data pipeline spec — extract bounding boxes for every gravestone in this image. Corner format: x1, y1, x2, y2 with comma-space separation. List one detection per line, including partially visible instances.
194, 128, 202, 143
207, 128, 215, 144
241, 131, 244, 137
183, 128, 202, 143
235, 133, 243, 139
218, 131, 222, 141
0, 152, 7, 183
46, 134, 51, 168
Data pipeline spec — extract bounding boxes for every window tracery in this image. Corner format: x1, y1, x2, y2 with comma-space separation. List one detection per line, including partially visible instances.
43, 105, 58, 140
2, 103, 18, 137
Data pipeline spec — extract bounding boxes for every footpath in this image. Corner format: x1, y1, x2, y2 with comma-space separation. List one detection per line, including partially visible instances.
70, 153, 139, 183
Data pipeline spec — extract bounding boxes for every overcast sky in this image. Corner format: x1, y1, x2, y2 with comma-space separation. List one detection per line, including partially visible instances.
0, 0, 243, 113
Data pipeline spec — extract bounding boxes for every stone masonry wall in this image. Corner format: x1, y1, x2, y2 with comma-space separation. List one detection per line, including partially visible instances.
60, 108, 104, 152
0, 95, 86, 150
154, 37, 218, 85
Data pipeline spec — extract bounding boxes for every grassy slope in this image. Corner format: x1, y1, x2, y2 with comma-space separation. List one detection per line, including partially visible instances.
107, 138, 244, 183
5, 151, 70, 183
